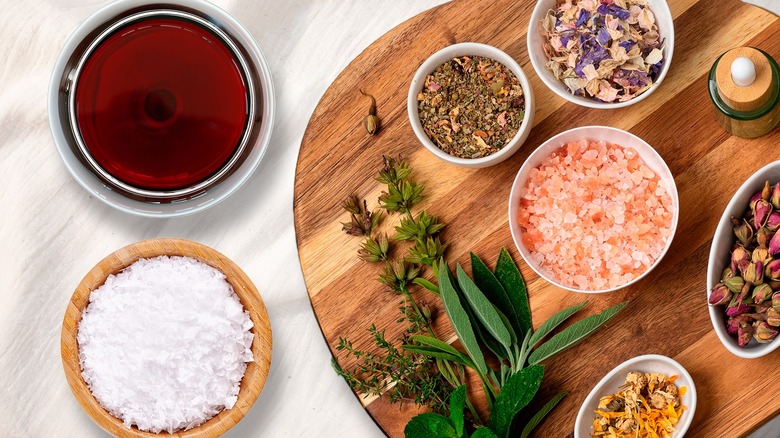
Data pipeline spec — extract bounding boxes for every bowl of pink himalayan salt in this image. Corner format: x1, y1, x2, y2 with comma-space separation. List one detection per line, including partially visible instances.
509, 126, 678, 293
527, 0, 674, 109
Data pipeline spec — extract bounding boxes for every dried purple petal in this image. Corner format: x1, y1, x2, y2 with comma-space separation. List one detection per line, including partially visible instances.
576, 9, 590, 26
597, 4, 631, 20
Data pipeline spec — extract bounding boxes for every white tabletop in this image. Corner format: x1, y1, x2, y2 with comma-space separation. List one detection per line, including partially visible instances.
0, 0, 444, 436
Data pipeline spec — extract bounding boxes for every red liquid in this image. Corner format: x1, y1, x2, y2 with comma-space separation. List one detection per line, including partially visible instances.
75, 16, 249, 190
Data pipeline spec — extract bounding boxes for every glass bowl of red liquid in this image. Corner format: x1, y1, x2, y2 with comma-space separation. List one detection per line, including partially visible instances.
49, 0, 274, 217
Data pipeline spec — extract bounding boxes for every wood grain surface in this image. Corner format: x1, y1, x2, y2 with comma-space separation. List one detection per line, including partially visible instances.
60, 238, 272, 438
293, 0, 780, 436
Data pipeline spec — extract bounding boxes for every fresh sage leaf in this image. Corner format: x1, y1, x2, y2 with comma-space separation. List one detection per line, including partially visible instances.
404, 412, 457, 438
439, 261, 488, 375
494, 304, 517, 346
405, 335, 475, 368
457, 265, 512, 351
449, 385, 467, 437
528, 301, 588, 348
519, 392, 567, 438
401, 345, 464, 364
462, 293, 509, 361
448, 264, 508, 361
471, 428, 500, 438
494, 248, 532, 337
471, 253, 523, 340
413, 277, 440, 294
488, 365, 544, 438
529, 302, 628, 365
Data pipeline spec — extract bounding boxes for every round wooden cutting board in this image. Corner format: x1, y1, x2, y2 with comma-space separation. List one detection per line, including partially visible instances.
294, 0, 780, 436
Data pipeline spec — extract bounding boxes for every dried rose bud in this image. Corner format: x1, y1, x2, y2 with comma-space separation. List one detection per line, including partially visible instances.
753, 247, 770, 264
709, 283, 733, 306
739, 324, 755, 347
727, 302, 751, 317
767, 213, 780, 232
767, 308, 780, 327
755, 322, 779, 343
727, 317, 740, 335
772, 183, 780, 209
727, 315, 749, 335
758, 228, 770, 248
722, 267, 735, 282
732, 246, 751, 275
766, 259, 780, 280
751, 191, 763, 210
754, 283, 774, 304
737, 283, 752, 304
756, 301, 772, 315
773, 292, 780, 312
724, 276, 745, 293
770, 232, 780, 256
763, 180, 772, 201
755, 200, 772, 229
744, 261, 764, 285
734, 219, 754, 246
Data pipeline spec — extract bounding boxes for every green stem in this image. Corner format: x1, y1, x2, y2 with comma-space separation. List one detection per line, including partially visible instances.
400, 284, 435, 337
517, 330, 533, 372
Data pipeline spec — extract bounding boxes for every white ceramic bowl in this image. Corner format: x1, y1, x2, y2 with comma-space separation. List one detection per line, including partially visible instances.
48, 0, 275, 218
527, 0, 675, 109
707, 161, 780, 358
508, 126, 679, 293
407, 42, 535, 168
574, 354, 696, 438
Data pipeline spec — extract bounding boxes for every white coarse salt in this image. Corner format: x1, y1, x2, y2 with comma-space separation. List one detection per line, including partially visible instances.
77, 256, 254, 433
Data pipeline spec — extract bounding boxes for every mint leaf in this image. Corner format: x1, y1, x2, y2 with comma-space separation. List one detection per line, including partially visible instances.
449, 385, 467, 437
529, 302, 628, 365
471, 428, 500, 438
488, 365, 544, 438
404, 413, 456, 438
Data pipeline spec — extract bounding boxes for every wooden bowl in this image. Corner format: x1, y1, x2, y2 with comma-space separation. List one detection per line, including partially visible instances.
61, 238, 272, 437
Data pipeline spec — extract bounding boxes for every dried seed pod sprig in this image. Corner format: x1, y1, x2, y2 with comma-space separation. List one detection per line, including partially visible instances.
335, 155, 458, 415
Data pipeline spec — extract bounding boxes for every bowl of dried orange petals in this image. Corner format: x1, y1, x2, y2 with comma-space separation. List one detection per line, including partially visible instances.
574, 354, 696, 438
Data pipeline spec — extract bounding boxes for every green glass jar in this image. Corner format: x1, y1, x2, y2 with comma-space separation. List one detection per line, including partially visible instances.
708, 47, 780, 138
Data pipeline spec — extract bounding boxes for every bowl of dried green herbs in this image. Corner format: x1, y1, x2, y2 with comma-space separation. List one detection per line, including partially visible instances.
408, 42, 534, 168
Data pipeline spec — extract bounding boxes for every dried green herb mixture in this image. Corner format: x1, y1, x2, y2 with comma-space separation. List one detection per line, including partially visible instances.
417, 56, 525, 159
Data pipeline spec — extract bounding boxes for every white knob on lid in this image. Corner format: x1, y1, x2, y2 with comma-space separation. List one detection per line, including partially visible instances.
731, 56, 757, 87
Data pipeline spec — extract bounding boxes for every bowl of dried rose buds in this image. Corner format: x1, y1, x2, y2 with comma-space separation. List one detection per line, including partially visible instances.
708, 161, 780, 358
408, 42, 535, 168
527, 0, 674, 109
509, 126, 678, 293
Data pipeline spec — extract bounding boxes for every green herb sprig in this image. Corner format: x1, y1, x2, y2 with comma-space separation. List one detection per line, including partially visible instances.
403, 249, 628, 437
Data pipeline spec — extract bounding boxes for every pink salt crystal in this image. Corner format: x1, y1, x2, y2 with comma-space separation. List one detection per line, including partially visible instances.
518, 140, 673, 291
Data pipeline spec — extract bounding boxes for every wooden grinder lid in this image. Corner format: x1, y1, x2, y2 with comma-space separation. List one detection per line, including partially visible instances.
716, 47, 774, 112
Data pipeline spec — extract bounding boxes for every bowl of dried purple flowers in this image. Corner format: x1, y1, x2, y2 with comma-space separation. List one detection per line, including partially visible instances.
527, 0, 674, 109
708, 161, 780, 358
